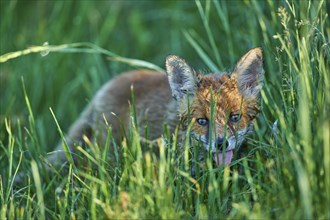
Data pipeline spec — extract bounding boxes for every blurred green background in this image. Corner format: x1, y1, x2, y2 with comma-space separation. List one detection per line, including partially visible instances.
1, 1, 281, 149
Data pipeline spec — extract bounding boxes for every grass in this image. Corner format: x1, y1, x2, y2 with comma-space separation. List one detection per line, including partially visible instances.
0, 0, 329, 219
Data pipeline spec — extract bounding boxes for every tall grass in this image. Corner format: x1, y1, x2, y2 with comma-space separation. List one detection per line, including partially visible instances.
1, 0, 329, 219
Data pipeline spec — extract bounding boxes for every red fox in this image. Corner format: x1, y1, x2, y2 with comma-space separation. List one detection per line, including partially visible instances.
43, 48, 264, 173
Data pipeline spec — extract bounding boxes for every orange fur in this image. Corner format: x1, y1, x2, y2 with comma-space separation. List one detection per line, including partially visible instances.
48, 48, 264, 168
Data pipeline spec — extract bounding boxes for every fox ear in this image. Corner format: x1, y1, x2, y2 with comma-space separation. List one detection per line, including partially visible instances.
166, 55, 197, 100
232, 48, 264, 99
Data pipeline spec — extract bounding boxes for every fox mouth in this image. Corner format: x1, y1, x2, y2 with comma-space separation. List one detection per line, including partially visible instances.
192, 136, 235, 166
213, 150, 234, 166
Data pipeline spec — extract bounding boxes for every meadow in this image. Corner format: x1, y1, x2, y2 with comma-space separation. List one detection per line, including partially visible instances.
0, 0, 329, 219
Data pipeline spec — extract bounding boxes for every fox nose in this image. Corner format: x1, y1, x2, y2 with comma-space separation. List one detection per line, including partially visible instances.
217, 137, 229, 150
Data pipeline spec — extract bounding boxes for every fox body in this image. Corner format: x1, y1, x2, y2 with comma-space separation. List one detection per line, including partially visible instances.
48, 48, 264, 169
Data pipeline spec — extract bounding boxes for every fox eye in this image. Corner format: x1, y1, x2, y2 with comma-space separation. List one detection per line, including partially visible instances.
229, 114, 241, 123
197, 118, 208, 126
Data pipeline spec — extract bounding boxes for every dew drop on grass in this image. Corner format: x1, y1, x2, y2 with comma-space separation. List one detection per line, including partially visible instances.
40, 42, 50, 57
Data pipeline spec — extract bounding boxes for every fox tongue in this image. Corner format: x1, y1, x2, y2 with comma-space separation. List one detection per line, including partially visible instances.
214, 150, 234, 166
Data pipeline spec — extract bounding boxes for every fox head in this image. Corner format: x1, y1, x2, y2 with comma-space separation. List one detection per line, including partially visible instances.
165, 48, 264, 166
